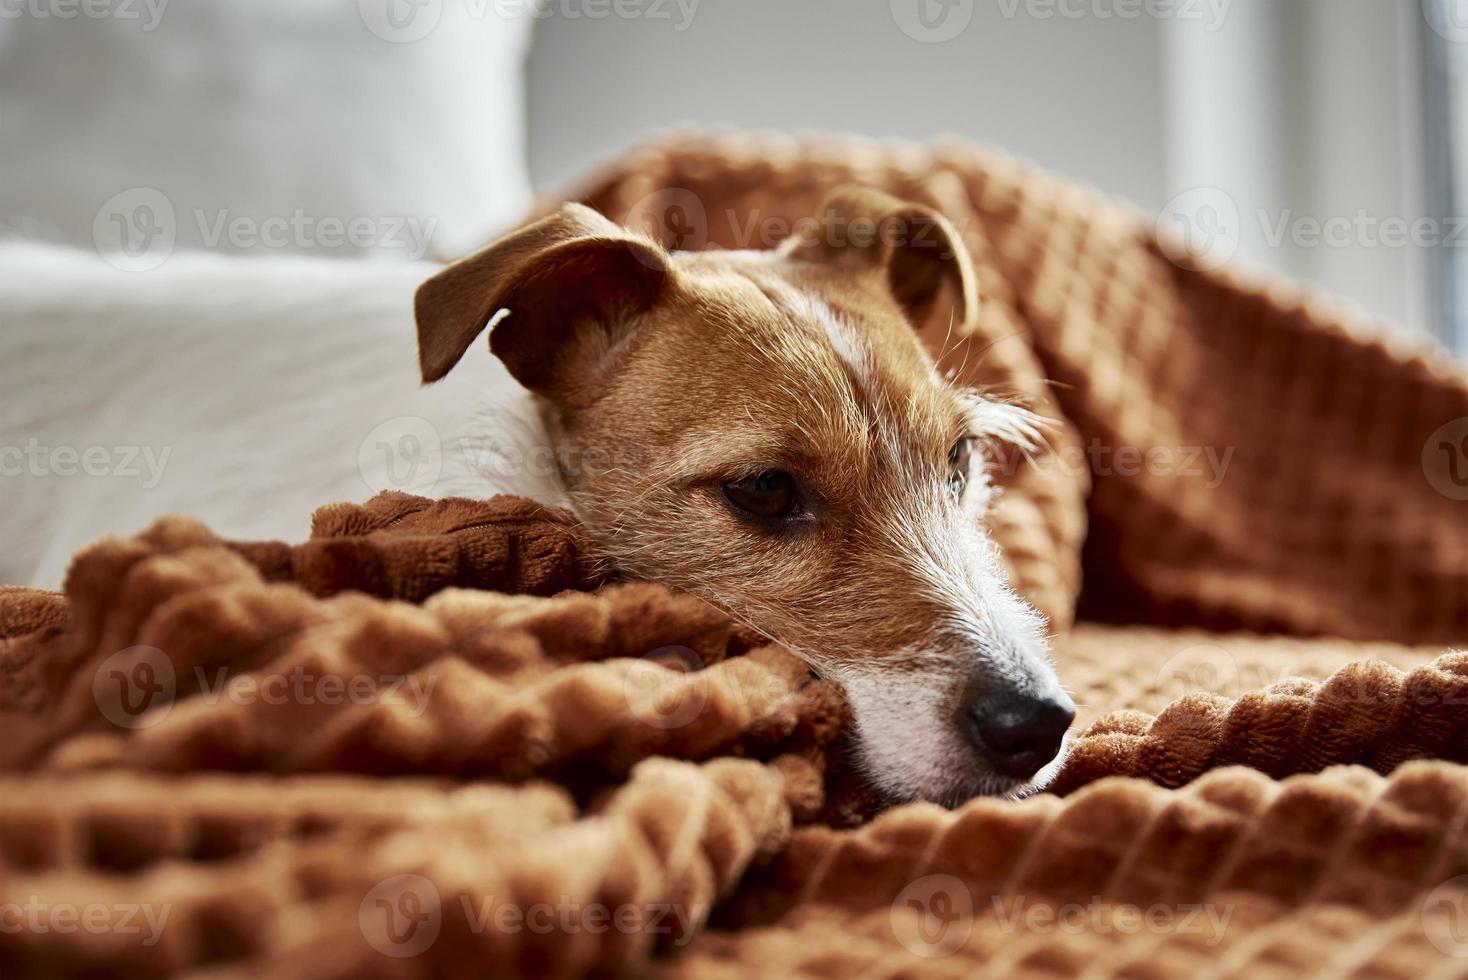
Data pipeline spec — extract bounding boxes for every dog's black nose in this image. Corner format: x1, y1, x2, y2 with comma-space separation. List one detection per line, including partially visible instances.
967, 692, 1075, 780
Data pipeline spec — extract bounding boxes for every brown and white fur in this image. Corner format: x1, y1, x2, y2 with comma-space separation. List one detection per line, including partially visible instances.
415, 188, 1074, 805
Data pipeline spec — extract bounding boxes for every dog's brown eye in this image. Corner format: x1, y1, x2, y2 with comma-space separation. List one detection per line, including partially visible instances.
948, 437, 973, 496
721, 470, 800, 521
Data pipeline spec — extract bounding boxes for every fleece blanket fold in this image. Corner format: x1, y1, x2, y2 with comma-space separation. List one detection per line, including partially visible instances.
1, 132, 1465, 978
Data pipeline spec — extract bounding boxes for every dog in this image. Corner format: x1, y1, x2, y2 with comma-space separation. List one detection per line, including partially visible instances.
414, 188, 1074, 805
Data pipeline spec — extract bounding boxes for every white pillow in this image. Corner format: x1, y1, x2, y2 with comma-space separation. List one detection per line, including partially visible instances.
0, 1, 533, 263
0, 240, 551, 590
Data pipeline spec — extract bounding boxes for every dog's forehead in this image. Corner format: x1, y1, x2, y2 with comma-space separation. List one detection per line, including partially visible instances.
675, 250, 924, 350
644, 251, 962, 466
675, 252, 938, 380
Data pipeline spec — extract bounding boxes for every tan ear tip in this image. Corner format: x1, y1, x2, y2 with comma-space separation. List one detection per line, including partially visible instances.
415, 333, 452, 386
417, 342, 447, 385
539, 201, 629, 242
413, 277, 468, 385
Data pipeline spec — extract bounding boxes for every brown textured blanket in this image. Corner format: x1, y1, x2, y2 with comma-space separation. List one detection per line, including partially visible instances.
2, 132, 1466, 978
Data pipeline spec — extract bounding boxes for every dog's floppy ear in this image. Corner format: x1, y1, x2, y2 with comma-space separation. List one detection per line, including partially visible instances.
780, 187, 977, 334
414, 203, 670, 391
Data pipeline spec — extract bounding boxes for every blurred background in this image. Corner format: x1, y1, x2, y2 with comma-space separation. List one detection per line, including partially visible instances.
1, 0, 1465, 353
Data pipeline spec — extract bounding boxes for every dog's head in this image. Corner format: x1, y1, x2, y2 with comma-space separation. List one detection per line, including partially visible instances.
415, 189, 1073, 803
